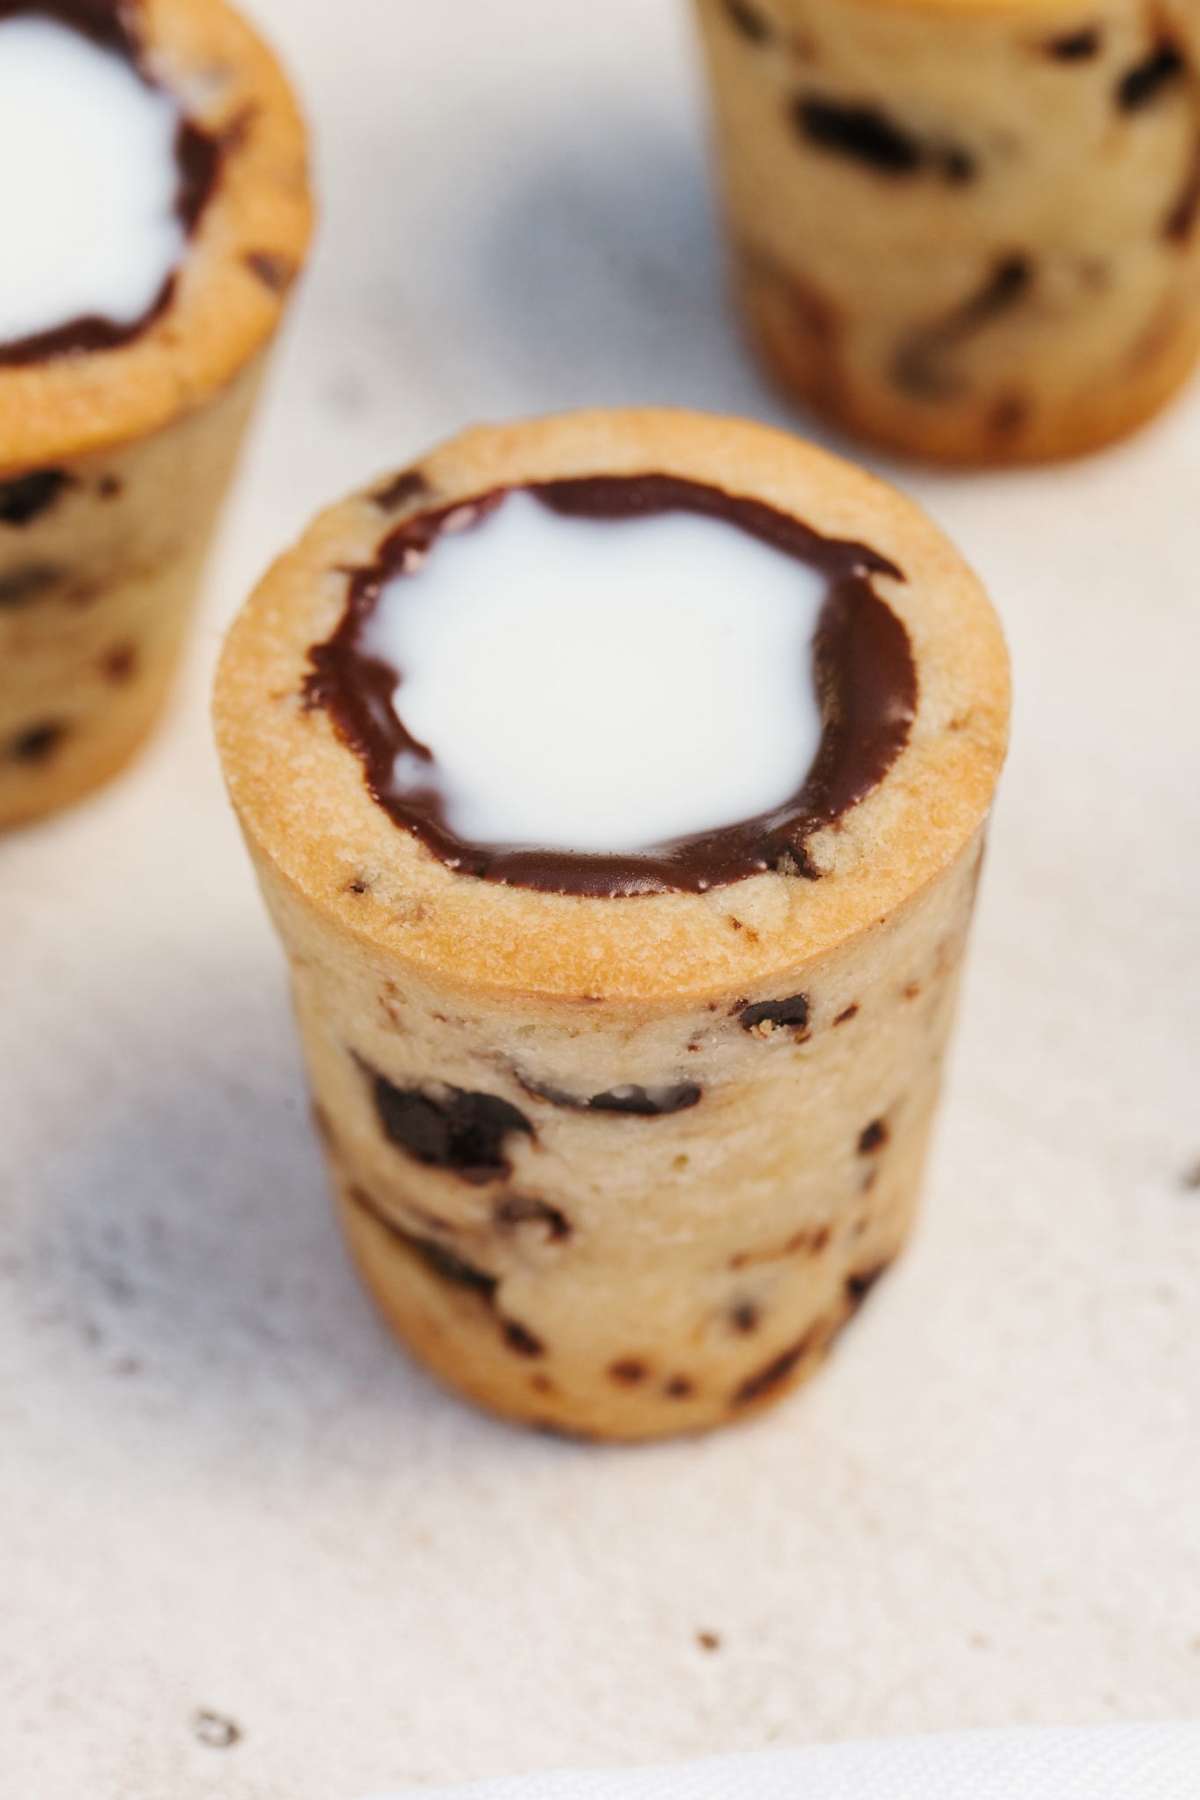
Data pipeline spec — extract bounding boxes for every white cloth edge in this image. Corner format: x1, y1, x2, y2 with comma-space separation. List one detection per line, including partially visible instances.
357, 1724, 1200, 1800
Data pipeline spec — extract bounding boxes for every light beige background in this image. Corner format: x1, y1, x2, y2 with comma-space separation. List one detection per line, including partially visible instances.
1, 2, 1198, 1797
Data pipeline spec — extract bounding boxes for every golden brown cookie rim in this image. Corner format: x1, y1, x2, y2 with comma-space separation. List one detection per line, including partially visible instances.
0, 0, 313, 473
214, 408, 1010, 1002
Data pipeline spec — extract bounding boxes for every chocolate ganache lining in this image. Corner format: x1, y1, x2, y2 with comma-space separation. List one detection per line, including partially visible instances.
305, 474, 918, 898
0, 0, 220, 366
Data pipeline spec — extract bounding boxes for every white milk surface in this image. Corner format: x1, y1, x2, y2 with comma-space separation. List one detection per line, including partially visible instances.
0, 16, 187, 347
362, 490, 827, 853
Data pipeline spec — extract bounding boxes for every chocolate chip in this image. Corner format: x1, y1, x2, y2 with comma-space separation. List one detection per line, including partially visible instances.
494, 1194, 572, 1242
1117, 42, 1185, 110
364, 1064, 533, 1184
1165, 138, 1200, 243
965, 253, 1033, 312
733, 1330, 817, 1406
100, 642, 138, 684
792, 96, 974, 184
730, 1226, 827, 1270
731, 1301, 760, 1334
783, 266, 841, 353
833, 1004, 859, 1026
372, 468, 432, 513
97, 475, 123, 500
971, 252, 1031, 305
588, 1084, 702, 1117
192, 1711, 242, 1750
0, 469, 72, 526
764, 838, 824, 879
609, 1359, 648, 1385
346, 1187, 546, 1353
346, 1190, 478, 1281
858, 1119, 889, 1155
893, 255, 1034, 399
0, 563, 63, 608
793, 96, 922, 174
739, 994, 810, 1036
397, 1227, 499, 1300
1045, 26, 1103, 60
344, 877, 370, 895
988, 393, 1030, 436
9, 721, 66, 763
942, 147, 977, 185
503, 1320, 545, 1358
535, 1419, 594, 1443
220, 102, 259, 151
723, 0, 772, 43
519, 1072, 702, 1117
665, 1375, 695, 1400
845, 1259, 893, 1308
243, 250, 297, 293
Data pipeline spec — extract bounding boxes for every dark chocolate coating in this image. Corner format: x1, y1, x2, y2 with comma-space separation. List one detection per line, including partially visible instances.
306, 475, 917, 898
0, 0, 136, 53
372, 468, 433, 513
0, 1, 220, 366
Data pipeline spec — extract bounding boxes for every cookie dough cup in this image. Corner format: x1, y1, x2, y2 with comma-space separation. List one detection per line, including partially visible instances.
695, 0, 1200, 464
0, 0, 311, 829
215, 409, 1009, 1442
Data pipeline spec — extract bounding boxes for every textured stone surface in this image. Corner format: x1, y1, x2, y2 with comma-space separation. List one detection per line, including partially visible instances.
0, 1, 1198, 1795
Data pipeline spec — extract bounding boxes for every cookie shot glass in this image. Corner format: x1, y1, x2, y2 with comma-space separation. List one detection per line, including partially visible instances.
0, 0, 311, 828
694, 0, 1200, 464
215, 409, 1009, 1441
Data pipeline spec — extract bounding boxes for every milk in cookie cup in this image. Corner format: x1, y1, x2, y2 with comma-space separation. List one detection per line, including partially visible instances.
215, 409, 1009, 1441
0, 0, 312, 827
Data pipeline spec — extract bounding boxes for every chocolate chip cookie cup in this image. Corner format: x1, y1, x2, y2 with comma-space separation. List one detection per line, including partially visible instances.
694, 0, 1200, 465
0, 0, 311, 829
214, 409, 1009, 1442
